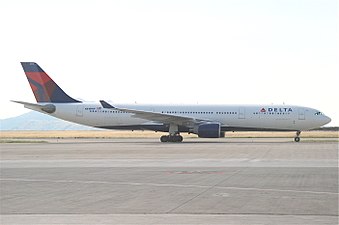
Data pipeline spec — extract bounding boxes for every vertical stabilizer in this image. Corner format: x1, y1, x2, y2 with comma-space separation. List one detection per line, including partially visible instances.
20, 62, 81, 103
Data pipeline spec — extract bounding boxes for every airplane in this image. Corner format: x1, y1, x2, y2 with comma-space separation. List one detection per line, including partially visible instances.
13, 62, 331, 143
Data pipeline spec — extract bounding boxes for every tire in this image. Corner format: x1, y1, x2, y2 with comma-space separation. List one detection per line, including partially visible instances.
177, 135, 183, 142
160, 135, 169, 142
294, 137, 300, 142
161, 135, 183, 143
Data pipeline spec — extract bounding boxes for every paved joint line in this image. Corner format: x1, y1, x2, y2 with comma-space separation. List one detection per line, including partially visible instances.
166, 170, 244, 213
1, 178, 338, 196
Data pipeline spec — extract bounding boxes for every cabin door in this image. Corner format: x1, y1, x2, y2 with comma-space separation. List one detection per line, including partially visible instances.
298, 109, 305, 120
76, 105, 84, 117
238, 107, 245, 119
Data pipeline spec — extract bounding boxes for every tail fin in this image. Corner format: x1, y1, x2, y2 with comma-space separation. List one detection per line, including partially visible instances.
20, 62, 81, 103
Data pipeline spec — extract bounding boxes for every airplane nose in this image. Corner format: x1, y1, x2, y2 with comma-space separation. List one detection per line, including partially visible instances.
324, 116, 331, 124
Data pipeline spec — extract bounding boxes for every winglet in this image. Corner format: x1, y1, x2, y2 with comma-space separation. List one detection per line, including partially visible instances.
100, 100, 116, 109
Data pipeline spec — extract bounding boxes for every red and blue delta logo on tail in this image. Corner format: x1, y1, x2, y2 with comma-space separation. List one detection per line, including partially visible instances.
20, 62, 81, 103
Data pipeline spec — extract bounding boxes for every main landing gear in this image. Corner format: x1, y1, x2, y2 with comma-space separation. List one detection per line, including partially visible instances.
160, 135, 183, 143
294, 131, 301, 142
160, 123, 184, 143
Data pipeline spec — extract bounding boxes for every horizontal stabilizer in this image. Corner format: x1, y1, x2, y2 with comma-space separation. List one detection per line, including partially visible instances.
12, 100, 56, 114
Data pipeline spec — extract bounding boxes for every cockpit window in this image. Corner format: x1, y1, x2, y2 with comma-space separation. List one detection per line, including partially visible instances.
315, 112, 323, 115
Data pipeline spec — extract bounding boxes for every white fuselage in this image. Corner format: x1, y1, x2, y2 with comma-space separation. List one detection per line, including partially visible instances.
17, 62, 332, 142
33, 102, 331, 132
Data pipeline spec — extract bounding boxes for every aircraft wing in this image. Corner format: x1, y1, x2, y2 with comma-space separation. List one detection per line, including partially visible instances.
100, 100, 209, 127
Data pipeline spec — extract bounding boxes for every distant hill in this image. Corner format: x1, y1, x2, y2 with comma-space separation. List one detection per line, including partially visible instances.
312, 126, 339, 131
0, 111, 97, 131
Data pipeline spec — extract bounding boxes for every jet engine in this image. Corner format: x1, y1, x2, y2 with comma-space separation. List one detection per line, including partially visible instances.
195, 123, 222, 138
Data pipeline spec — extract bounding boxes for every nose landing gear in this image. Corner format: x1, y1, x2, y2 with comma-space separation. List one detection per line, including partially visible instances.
294, 131, 301, 142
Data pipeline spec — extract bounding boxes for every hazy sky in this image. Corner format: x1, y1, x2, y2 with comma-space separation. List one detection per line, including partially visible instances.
0, 0, 338, 125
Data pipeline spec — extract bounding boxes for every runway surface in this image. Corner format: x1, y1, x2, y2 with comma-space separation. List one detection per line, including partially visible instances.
0, 138, 338, 224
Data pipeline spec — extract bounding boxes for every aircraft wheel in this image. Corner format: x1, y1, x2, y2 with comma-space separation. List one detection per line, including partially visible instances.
177, 135, 183, 142
160, 135, 169, 142
170, 135, 183, 142
161, 135, 183, 142
294, 137, 300, 142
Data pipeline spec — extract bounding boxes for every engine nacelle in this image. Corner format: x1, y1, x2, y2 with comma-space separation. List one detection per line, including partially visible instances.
196, 123, 222, 138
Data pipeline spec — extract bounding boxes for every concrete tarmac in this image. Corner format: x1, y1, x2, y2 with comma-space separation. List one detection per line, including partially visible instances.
0, 138, 338, 224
